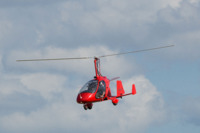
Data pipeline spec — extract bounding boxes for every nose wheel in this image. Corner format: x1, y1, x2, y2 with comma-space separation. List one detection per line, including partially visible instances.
83, 103, 93, 110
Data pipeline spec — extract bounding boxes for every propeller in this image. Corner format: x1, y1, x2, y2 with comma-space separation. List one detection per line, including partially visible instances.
16, 45, 174, 62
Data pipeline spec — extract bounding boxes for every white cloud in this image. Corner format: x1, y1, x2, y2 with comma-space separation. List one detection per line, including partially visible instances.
0, 75, 165, 133
0, 0, 65, 7
8, 46, 136, 77
145, 0, 200, 61
167, 0, 182, 8
20, 73, 67, 101
58, 0, 184, 47
0, 20, 12, 37
0, 73, 29, 98
1, 0, 198, 61
1, 44, 165, 133
167, 31, 200, 60
0, 0, 200, 132
0, 20, 12, 48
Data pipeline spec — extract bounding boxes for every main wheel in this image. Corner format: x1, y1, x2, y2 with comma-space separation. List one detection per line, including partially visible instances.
83, 104, 88, 110
88, 103, 93, 110
113, 102, 118, 106
112, 98, 119, 106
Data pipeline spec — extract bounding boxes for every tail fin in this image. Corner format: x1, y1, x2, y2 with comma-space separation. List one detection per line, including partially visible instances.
117, 80, 125, 97
132, 84, 136, 95
110, 81, 136, 99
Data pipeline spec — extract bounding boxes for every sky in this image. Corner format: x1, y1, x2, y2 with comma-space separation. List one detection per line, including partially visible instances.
0, 0, 200, 133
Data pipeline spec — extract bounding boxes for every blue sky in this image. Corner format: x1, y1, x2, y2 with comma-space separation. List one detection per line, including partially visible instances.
0, 0, 200, 133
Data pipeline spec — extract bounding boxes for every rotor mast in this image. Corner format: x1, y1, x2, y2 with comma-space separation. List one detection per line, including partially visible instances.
94, 57, 102, 79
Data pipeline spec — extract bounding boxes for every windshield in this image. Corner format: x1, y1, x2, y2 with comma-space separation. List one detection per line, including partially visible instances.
79, 80, 98, 94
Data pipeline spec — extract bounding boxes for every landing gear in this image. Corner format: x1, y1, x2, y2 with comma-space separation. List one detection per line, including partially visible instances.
112, 98, 119, 106
83, 103, 93, 110
83, 104, 88, 110
113, 102, 118, 106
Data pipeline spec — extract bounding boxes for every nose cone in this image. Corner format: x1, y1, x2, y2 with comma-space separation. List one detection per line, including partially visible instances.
77, 93, 94, 104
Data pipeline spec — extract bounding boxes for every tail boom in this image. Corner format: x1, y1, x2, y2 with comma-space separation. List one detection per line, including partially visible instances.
116, 81, 136, 98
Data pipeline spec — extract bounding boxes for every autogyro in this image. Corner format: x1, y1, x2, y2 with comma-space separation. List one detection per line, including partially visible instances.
17, 45, 174, 110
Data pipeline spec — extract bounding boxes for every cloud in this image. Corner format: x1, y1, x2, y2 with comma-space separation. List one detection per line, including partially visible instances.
1, 0, 199, 61
0, 0, 191, 51
0, 75, 165, 133
0, 73, 47, 116
148, 0, 200, 60
1, 45, 165, 133
0, 20, 12, 42
20, 73, 67, 101
0, 0, 200, 132
59, 0, 170, 46
6, 46, 137, 78
0, 0, 65, 7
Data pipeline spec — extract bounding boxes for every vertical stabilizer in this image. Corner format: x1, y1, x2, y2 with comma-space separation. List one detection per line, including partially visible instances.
132, 84, 136, 95
117, 80, 125, 97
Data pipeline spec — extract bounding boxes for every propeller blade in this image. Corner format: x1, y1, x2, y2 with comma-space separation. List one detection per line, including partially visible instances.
109, 77, 120, 81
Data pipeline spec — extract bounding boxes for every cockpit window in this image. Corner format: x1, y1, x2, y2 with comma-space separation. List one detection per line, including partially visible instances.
79, 80, 98, 94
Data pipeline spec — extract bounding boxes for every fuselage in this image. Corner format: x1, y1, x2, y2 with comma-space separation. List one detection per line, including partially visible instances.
77, 76, 111, 104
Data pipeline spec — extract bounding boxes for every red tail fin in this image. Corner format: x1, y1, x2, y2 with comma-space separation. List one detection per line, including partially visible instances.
117, 80, 125, 96
132, 84, 136, 95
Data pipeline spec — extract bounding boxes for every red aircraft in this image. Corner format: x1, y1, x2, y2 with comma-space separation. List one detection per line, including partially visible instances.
16, 45, 174, 110
76, 57, 136, 110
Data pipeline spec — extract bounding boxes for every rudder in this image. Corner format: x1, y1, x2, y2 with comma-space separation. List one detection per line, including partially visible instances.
132, 84, 136, 95
117, 80, 125, 97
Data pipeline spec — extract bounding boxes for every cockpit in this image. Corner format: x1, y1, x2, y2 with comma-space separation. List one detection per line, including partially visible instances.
79, 80, 98, 94
79, 80, 106, 99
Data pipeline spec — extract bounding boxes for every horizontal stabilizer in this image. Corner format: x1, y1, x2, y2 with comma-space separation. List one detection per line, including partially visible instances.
110, 77, 120, 81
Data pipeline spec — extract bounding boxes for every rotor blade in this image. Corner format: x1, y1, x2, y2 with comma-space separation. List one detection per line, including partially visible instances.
16, 45, 174, 62
16, 56, 93, 62
98, 45, 174, 58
